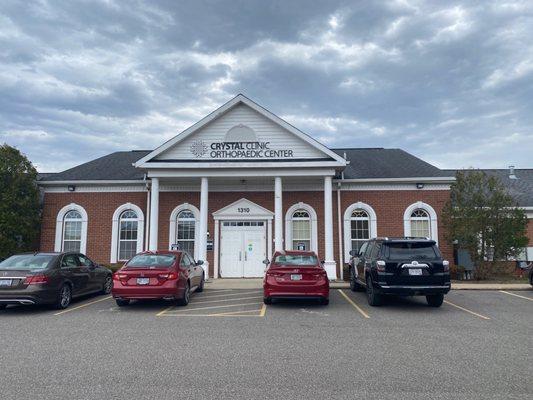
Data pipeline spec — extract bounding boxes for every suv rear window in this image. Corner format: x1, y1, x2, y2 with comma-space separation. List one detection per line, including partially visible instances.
274, 255, 318, 266
126, 254, 176, 268
383, 243, 440, 260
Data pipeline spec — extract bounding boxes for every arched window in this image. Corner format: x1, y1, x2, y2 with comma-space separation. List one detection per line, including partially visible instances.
110, 203, 145, 263
403, 202, 438, 243
291, 210, 311, 251
177, 210, 196, 255
118, 210, 139, 261
285, 203, 318, 252
343, 202, 377, 263
409, 209, 430, 238
63, 210, 83, 252
55, 204, 88, 254
350, 210, 370, 254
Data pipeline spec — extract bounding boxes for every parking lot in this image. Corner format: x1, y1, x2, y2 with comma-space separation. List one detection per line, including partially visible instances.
1, 288, 531, 399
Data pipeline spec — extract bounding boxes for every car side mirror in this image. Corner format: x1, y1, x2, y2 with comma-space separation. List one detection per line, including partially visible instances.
320, 260, 325, 265
349, 249, 358, 257
196, 260, 204, 266
262, 259, 270, 265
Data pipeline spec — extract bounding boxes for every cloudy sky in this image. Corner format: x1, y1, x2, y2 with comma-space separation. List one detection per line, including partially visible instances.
1, 0, 532, 172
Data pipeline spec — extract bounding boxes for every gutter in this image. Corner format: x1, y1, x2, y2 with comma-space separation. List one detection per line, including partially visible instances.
334, 176, 456, 184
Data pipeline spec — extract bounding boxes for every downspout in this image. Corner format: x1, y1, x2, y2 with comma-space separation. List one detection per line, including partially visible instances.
145, 174, 150, 251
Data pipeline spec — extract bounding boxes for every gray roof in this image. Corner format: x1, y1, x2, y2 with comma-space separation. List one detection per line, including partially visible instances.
332, 148, 450, 179
444, 169, 533, 207
38, 150, 151, 181
38, 148, 451, 182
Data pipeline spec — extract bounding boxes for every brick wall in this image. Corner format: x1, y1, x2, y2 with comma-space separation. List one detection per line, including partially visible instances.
40, 188, 457, 277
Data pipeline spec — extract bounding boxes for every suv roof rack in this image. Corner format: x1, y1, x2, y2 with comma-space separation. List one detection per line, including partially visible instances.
375, 236, 431, 241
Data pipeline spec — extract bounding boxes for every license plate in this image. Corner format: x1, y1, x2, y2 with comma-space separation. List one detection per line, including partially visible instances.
408, 269, 422, 276
0, 279, 12, 286
137, 278, 150, 285
291, 274, 302, 281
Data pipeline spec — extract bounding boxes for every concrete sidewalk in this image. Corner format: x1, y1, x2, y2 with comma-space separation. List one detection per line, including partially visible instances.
205, 279, 532, 291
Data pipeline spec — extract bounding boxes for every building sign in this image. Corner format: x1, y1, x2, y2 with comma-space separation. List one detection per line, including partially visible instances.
190, 139, 294, 159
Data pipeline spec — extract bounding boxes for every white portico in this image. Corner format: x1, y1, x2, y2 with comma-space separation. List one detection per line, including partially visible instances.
134, 94, 347, 279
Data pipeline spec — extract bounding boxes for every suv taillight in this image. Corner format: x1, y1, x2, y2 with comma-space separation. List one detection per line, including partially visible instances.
24, 275, 49, 285
376, 260, 386, 272
443, 260, 450, 272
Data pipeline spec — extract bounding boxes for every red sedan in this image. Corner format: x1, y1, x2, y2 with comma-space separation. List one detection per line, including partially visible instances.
263, 251, 329, 305
112, 251, 204, 307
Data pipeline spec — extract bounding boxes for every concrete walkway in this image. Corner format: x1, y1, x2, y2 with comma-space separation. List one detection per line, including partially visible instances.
205, 279, 532, 290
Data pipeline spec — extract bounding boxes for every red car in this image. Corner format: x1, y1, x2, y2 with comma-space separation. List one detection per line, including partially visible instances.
263, 251, 329, 305
112, 251, 204, 307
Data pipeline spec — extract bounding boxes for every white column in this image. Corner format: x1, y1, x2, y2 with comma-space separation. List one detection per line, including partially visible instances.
323, 176, 337, 280
274, 177, 283, 252
199, 177, 209, 278
213, 219, 219, 279
148, 178, 159, 251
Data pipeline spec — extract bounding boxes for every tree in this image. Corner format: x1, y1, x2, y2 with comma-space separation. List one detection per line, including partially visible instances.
0, 144, 41, 258
443, 170, 528, 278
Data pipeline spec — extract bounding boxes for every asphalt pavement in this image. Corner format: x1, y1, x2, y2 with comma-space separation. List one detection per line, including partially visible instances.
1, 288, 531, 400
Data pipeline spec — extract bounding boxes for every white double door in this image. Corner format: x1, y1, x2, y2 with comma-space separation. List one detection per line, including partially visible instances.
220, 221, 266, 278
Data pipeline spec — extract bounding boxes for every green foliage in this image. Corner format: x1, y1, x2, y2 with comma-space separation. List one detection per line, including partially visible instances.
443, 170, 528, 271
0, 144, 41, 258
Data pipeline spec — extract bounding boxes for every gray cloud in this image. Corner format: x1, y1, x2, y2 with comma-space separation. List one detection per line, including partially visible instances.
0, 0, 532, 172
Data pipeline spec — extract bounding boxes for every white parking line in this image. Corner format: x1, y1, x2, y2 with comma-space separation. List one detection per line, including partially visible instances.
499, 290, 533, 301
443, 300, 490, 320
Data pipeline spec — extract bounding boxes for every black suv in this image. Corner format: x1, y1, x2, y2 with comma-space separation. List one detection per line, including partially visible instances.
349, 237, 451, 307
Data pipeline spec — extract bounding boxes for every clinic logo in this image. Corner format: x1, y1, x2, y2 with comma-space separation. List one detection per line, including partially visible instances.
190, 139, 208, 158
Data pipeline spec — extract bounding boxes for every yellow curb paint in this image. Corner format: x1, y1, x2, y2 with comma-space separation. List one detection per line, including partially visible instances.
338, 289, 370, 319
165, 302, 263, 314
499, 290, 533, 301
259, 303, 267, 317
156, 304, 175, 317
54, 296, 112, 316
190, 296, 263, 305
443, 300, 490, 320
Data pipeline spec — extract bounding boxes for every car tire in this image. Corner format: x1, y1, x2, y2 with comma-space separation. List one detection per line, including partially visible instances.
263, 297, 272, 305
366, 276, 382, 307
196, 274, 205, 293
426, 294, 444, 307
349, 268, 363, 292
54, 284, 72, 310
101, 275, 112, 295
115, 299, 130, 307
321, 298, 329, 305
176, 282, 190, 306
0, 304, 7, 310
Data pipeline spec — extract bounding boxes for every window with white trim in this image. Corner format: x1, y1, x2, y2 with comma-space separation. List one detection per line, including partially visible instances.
350, 209, 370, 254
176, 210, 196, 255
410, 209, 431, 238
62, 210, 83, 252
118, 210, 139, 261
291, 210, 311, 251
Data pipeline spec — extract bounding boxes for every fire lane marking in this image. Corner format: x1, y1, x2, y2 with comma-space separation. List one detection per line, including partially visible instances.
54, 296, 112, 316
499, 290, 533, 301
259, 303, 267, 317
194, 291, 262, 299
443, 300, 491, 320
210, 309, 263, 316
191, 296, 263, 305
338, 290, 370, 319
159, 302, 263, 315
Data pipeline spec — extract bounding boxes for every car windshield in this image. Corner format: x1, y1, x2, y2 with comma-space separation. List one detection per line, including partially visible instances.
126, 254, 176, 268
274, 255, 318, 266
0, 254, 55, 270
384, 243, 440, 260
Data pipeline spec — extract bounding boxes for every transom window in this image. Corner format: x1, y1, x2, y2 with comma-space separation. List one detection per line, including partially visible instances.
176, 210, 196, 255
222, 221, 264, 227
291, 210, 311, 251
62, 210, 82, 252
410, 209, 431, 238
350, 209, 370, 254
118, 210, 139, 261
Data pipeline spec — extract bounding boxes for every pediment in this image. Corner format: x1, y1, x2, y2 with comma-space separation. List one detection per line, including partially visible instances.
213, 198, 274, 219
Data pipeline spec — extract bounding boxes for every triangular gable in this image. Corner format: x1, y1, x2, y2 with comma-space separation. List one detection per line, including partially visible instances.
134, 94, 346, 167
212, 198, 274, 219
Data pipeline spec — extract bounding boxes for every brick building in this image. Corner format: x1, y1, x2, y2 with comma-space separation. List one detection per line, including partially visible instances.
37, 94, 465, 279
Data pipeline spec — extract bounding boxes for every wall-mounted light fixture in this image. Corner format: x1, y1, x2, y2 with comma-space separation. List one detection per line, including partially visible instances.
416, 183, 424, 189
67, 185, 76, 192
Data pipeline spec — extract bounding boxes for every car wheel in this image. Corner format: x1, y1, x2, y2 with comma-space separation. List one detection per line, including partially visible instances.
55, 284, 72, 310
366, 276, 382, 307
102, 275, 112, 295
426, 294, 444, 307
349, 268, 363, 292
263, 297, 272, 305
176, 282, 190, 306
196, 274, 205, 293
115, 299, 130, 307
0, 305, 7, 310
